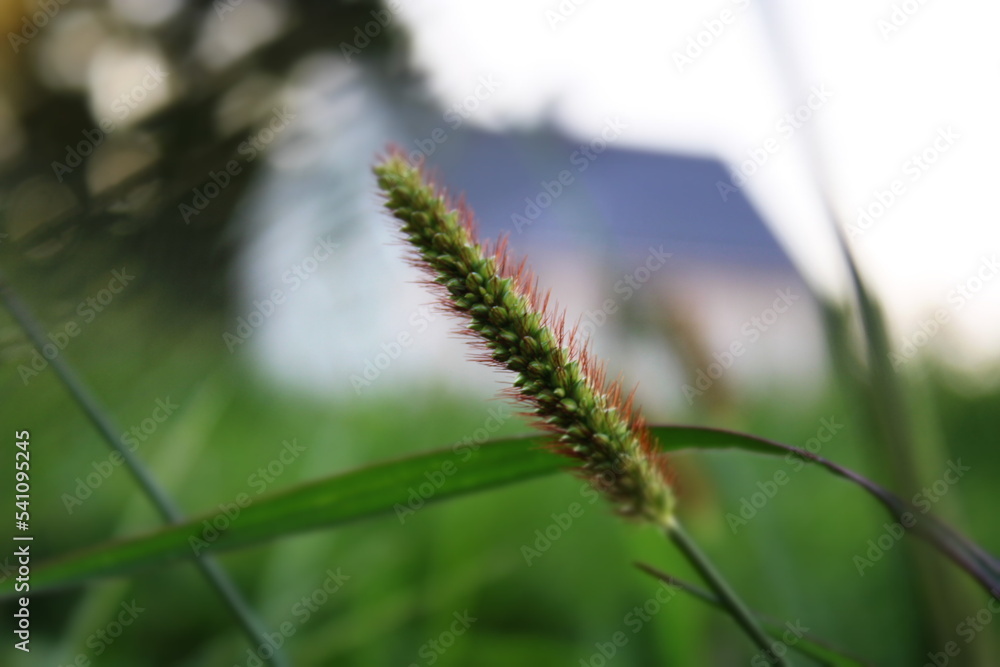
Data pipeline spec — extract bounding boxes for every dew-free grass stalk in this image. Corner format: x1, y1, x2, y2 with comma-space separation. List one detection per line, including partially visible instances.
666, 520, 787, 665
374, 153, 674, 523
635, 562, 865, 666
374, 152, 784, 663
0, 270, 288, 667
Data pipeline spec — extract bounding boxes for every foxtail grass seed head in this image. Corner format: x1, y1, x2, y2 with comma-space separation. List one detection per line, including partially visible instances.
373, 152, 675, 525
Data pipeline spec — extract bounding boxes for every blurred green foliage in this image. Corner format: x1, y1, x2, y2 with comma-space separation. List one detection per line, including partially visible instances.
1, 277, 998, 666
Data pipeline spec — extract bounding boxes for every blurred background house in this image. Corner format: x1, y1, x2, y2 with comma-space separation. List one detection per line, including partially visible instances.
237, 62, 823, 415
2, 2, 995, 413
0, 0, 837, 419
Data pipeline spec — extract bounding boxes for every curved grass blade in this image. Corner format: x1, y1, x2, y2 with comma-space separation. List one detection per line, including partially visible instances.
649, 426, 1000, 593
8, 426, 998, 598
0, 270, 288, 667
3, 437, 567, 597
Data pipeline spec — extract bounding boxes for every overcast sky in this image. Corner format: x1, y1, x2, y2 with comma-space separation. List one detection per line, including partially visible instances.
392, 0, 1000, 370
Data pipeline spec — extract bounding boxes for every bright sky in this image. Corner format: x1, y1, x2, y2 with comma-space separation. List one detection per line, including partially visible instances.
392, 0, 1000, 371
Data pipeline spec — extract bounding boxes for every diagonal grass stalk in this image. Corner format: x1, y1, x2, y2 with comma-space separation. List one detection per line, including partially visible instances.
634, 562, 867, 666
0, 269, 288, 667
665, 519, 790, 666
753, 6, 981, 652
373, 152, 783, 662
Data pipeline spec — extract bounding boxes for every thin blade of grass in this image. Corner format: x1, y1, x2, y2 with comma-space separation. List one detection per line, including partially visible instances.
634, 562, 871, 666
8, 426, 998, 597
665, 519, 787, 665
755, 5, 976, 648
1, 437, 566, 596
0, 270, 288, 667
650, 425, 1000, 592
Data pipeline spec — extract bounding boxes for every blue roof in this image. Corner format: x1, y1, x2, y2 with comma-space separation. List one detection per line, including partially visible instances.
422, 126, 798, 272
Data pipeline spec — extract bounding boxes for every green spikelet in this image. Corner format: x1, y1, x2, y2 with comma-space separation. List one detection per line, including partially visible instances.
374, 152, 675, 525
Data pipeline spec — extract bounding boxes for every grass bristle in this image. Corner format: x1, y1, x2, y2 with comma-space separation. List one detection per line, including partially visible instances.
373, 150, 675, 524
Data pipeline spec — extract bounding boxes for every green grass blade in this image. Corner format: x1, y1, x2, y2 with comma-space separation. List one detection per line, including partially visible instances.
665, 520, 788, 665
0, 270, 289, 667
649, 426, 1000, 592
634, 562, 871, 666
6, 437, 566, 596
10, 425, 998, 598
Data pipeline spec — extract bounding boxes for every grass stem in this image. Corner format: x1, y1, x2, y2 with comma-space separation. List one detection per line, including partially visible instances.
0, 270, 288, 667
665, 518, 788, 666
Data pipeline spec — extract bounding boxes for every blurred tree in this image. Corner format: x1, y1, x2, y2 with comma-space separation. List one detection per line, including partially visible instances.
0, 0, 402, 309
